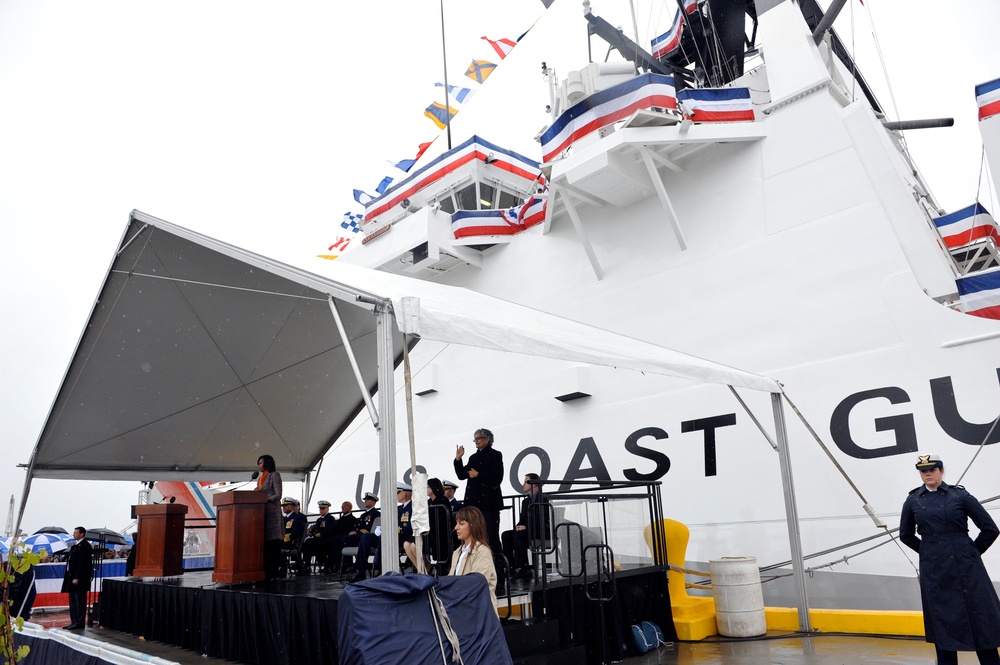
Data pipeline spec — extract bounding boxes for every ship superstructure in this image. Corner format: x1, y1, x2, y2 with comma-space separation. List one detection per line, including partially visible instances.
325, 0, 1000, 610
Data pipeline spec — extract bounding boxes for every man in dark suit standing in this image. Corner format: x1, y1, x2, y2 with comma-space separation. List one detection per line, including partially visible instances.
61, 526, 93, 629
454, 427, 505, 554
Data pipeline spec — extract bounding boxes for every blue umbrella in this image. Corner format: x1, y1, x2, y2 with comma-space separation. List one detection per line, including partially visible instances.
21, 532, 72, 555
0, 537, 30, 561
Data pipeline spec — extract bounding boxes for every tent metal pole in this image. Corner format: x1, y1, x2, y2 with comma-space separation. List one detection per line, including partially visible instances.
728, 385, 778, 451
308, 457, 325, 507
376, 301, 400, 575
329, 297, 379, 429
771, 391, 811, 632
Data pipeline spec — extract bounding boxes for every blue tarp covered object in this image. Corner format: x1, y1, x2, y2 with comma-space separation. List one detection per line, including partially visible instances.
338, 573, 512, 665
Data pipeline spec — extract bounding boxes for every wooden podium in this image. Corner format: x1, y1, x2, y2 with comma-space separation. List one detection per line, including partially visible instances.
133, 503, 188, 577
213, 491, 267, 584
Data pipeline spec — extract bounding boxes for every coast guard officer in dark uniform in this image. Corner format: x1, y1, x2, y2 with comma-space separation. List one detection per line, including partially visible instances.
442, 479, 463, 512
281, 497, 309, 550
298, 499, 335, 574
280, 497, 308, 575
900, 454, 1000, 665
341, 492, 379, 580
353, 483, 412, 582
396, 482, 414, 566
443, 479, 462, 549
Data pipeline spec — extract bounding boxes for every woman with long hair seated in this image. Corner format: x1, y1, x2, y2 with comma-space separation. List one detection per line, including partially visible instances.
450, 506, 497, 614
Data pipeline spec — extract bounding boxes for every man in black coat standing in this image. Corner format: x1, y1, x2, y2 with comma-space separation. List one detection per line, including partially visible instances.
454, 427, 504, 555
61, 526, 93, 630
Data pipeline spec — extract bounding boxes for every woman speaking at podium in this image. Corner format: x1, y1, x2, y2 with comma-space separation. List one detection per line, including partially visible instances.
255, 454, 283, 581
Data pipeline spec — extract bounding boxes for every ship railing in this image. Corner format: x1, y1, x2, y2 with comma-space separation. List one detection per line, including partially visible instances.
505, 479, 665, 567
502, 479, 661, 629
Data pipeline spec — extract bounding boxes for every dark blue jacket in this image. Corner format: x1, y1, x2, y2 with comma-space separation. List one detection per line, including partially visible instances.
900, 482, 1000, 650
283, 511, 309, 547
357, 507, 380, 534
309, 512, 338, 539
398, 501, 413, 542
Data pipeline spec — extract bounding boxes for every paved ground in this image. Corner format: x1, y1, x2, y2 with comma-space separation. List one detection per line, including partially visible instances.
30, 606, 970, 664
31, 616, 954, 665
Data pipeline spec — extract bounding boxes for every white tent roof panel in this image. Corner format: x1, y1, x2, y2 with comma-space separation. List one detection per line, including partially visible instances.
24, 210, 777, 485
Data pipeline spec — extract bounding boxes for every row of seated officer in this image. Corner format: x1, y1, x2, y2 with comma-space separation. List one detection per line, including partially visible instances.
297, 499, 359, 574
277, 496, 360, 575
350, 482, 414, 582
356, 480, 457, 580
283, 478, 534, 581
326, 492, 381, 576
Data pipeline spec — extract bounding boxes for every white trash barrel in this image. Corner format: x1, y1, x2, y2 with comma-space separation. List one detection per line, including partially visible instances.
710, 556, 766, 637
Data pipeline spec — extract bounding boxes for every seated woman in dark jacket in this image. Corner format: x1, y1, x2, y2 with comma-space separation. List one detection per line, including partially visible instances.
403, 477, 453, 575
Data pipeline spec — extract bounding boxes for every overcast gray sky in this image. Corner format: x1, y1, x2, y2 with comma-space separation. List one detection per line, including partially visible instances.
1, 0, 998, 535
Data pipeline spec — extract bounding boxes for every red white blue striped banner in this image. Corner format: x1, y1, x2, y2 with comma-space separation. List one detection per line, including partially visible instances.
651, 10, 684, 59
650, 0, 698, 59
540, 73, 677, 163
451, 210, 520, 239
452, 188, 547, 240
976, 77, 1000, 122
32, 560, 124, 608
677, 87, 755, 122
958, 270, 1000, 320
507, 193, 547, 229
934, 203, 999, 249
364, 136, 540, 223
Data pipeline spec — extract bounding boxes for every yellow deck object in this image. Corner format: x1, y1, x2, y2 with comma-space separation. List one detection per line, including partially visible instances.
764, 607, 924, 636
644, 519, 718, 640
644, 519, 925, 641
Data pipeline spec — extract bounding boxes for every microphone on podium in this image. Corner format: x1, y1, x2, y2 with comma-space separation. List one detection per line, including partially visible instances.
251, 471, 260, 481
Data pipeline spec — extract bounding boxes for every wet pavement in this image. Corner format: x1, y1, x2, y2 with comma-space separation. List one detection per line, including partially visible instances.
25, 609, 235, 664
28, 605, 959, 664
31, 618, 954, 665
625, 632, 943, 664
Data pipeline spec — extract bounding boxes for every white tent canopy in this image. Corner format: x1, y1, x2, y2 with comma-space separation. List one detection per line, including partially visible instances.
22, 205, 777, 483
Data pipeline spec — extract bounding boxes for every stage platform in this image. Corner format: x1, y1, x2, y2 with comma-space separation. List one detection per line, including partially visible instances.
98, 564, 672, 665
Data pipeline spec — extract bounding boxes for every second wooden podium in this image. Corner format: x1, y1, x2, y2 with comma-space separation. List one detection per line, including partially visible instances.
213, 491, 267, 584
133, 503, 188, 577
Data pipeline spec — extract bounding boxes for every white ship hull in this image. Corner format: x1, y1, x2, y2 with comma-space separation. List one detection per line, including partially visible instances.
311, 0, 1000, 609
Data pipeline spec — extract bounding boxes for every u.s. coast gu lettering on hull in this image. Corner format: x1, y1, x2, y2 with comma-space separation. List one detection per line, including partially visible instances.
352, 368, 1000, 504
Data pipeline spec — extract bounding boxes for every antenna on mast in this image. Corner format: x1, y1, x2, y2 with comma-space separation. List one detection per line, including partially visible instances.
438, 0, 453, 150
